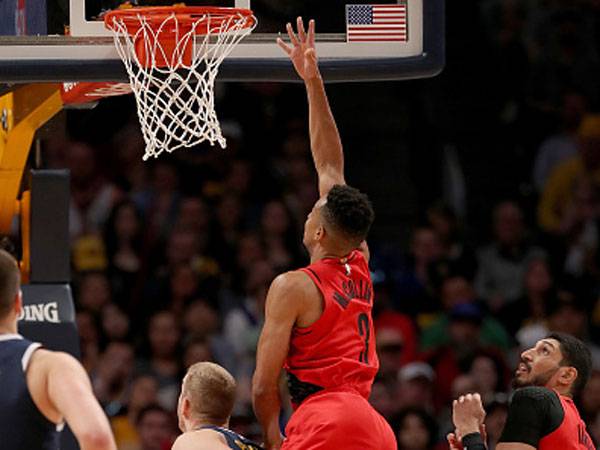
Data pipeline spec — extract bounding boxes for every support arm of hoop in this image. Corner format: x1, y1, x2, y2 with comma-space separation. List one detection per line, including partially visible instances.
0, 84, 63, 278
60, 82, 132, 106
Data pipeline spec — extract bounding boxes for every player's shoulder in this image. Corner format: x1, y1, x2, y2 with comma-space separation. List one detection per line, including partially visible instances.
33, 349, 80, 366
172, 430, 228, 450
29, 349, 86, 376
270, 270, 317, 294
512, 386, 561, 409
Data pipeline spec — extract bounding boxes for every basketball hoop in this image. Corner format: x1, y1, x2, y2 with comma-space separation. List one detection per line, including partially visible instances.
104, 6, 256, 160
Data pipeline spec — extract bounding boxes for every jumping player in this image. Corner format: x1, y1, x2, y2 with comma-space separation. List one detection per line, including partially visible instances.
173, 362, 263, 450
0, 249, 116, 450
252, 18, 397, 450
449, 333, 594, 450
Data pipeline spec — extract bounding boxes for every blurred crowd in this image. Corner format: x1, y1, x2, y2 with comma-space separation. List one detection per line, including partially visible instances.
33, 0, 600, 449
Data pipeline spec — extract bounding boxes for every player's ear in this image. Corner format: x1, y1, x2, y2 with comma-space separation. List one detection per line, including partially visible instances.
560, 366, 578, 388
315, 224, 325, 241
182, 395, 192, 418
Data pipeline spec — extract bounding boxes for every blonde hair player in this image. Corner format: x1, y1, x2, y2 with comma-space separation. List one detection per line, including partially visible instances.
173, 362, 263, 450
252, 18, 397, 450
0, 249, 116, 450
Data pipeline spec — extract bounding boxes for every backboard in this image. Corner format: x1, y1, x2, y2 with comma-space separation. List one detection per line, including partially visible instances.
0, 0, 444, 82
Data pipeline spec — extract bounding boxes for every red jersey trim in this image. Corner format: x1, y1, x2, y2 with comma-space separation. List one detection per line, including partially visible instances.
294, 269, 338, 338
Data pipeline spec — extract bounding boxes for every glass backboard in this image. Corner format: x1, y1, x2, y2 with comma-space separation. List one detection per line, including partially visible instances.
0, 0, 444, 82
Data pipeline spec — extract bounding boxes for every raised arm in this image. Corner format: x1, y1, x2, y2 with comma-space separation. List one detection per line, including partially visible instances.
252, 272, 310, 450
278, 18, 346, 197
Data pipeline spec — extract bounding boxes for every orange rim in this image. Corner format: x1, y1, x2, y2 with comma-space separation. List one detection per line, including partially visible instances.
104, 6, 256, 35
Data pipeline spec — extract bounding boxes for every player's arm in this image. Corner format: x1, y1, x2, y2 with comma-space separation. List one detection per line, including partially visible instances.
252, 272, 307, 450
45, 351, 117, 450
497, 387, 561, 450
278, 18, 345, 198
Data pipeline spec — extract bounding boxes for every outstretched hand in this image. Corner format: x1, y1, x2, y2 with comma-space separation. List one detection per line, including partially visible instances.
277, 17, 320, 81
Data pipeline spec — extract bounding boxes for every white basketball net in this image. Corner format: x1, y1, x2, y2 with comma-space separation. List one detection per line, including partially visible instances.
107, 10, 256, 160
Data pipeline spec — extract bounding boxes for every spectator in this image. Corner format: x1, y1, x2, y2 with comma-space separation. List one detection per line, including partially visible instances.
392, 226, 444, 314
77, 271, 113, 314
426, 203, 477, 279
135, 404, 176, 450
391, 407, 440, 450
101, 303, 131, 342
111, 375, 159, 450
133, 160, 181, 244
581, 370, 600, 425
259, 199, 303, 271
475, 201, 545, 310
483, 399, 509, 450
497, 257, 554, 335
93, 341, 135, 414
538, 114, 600, 234
532, 92, 587, 192
421, 302, 509, 407
468, 353, 508, 404
103, 200, 144, 307
76, 309, 101, 373
375, 310, 418, 366
420, 277, 511, 352
68, 141, 123, 239
136, 311, 182, 410
396, 362, 436, 414
183, 339, 214, 369
559, 178, 600, 278
182, 299, 236, 374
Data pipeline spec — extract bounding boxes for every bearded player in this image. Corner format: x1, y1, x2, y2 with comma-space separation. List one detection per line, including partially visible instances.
251, 18, 397, 450
449, 333, 594, 450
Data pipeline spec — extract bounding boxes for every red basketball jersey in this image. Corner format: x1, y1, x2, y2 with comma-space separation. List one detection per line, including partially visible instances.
284, 250, 378, 406
539, 393, 594, 450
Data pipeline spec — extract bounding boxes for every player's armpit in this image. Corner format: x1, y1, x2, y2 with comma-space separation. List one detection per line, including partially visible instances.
45, 352, 116, 450
317, 168, 346, 198
496, 444, 536, 450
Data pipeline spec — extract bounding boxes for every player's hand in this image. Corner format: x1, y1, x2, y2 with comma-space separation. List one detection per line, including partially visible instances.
452, 393, 486, 437
277, 17, 320, 81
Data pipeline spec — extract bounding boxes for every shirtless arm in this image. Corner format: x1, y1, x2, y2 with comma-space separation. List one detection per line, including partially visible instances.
43, 351, 116, 450
252, 272, 311, 450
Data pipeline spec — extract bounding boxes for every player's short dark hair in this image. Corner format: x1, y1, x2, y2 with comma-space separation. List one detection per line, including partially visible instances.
0, 249, 20, 318
547, 332, 592, 397
322, 185, 374, 245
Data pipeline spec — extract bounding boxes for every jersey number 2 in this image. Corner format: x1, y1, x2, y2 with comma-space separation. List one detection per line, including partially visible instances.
357, 313, 370, 364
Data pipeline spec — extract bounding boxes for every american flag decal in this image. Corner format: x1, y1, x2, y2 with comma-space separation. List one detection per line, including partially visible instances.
346, 3, 408, 42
